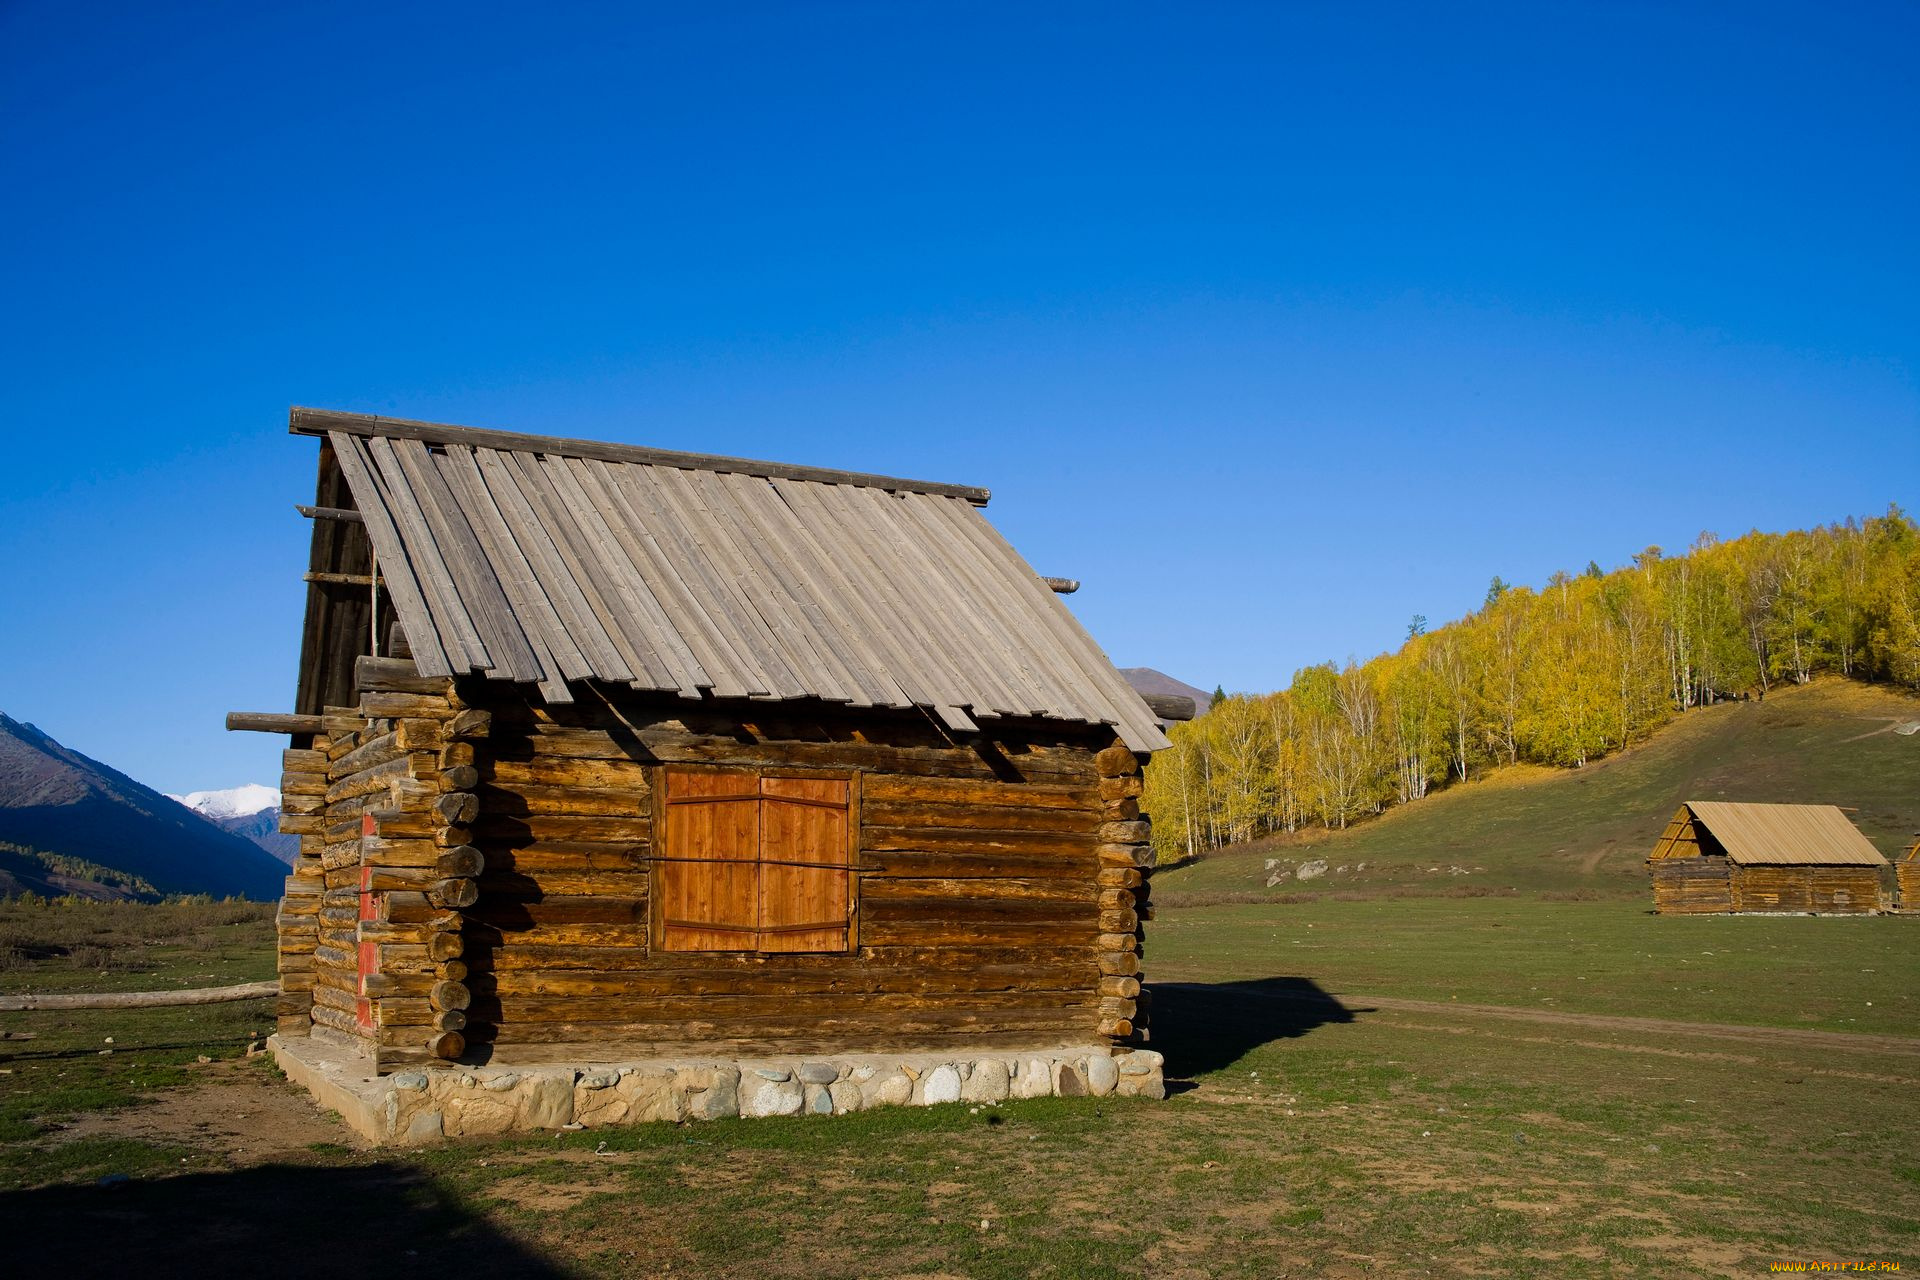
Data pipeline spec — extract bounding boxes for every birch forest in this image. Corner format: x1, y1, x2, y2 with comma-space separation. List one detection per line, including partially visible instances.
1144, 508, 1920, 863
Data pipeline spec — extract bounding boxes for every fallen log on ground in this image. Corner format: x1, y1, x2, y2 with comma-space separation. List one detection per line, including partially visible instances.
0, 980, 279, 1012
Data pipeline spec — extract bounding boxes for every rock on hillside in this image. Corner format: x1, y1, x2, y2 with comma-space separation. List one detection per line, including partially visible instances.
0, 713, 287, 900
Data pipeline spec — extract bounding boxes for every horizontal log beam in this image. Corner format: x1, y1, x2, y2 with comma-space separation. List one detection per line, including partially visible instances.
291, 406, 994, 506
228, 712, 326, 735
1140, 694, 1196, 722
297, 504, 363, 523
355, 655, 448, 696
0, 980, 277, 1012
304, 570, 378, 587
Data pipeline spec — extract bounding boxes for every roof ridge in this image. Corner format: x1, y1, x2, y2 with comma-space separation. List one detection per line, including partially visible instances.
289, 407, 991, 506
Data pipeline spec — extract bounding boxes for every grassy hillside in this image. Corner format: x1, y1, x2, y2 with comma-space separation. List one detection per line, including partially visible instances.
1153, 678, 1920, 901
0, 841, 161, 901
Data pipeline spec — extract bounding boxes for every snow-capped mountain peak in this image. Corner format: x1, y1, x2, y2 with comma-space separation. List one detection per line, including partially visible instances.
169, 783, 281, 820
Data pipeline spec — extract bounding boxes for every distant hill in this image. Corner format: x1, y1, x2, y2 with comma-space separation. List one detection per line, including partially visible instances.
0, 713, 288, 900
1121, 668, 1211, 713
170, 784, 300, 866
0, 839, 161, 902
1154, 679, 1920, 900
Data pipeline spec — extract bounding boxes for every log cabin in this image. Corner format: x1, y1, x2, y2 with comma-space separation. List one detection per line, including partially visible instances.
1645, 801, 1890, 915
1897, 836, 1920, 912
241, 408, 1192, 1093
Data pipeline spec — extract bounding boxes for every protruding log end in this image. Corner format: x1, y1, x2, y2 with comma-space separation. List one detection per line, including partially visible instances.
441, 765, 481, 792
447, 708, 492, 740
435, 846, 484, 879
1095, 743, 1140, 778
297, 503, 363, 523
227, 712, 326, 735
427, 1030, 465, 1060
1040, 576, 1080, 594
429, 980, 472, 1012
434, 791, 481, 824
1140, 693, 1196, 722
429, 877, 479, 910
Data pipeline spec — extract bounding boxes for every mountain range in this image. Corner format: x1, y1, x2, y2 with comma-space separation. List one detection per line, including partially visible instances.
0, 713, 288, 901
170, 784, 301, 866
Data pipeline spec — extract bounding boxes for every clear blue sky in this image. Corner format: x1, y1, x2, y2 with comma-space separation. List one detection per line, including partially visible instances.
2, 2, 1914, 795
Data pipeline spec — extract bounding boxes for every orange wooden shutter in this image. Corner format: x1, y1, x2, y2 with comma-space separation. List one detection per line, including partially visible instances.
658, 767, 761, 951
757, 774, 853, 953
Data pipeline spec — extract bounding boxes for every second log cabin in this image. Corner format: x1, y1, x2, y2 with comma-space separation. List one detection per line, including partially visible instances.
1645, 801, 1890, 915
252, 408, 1191, 1077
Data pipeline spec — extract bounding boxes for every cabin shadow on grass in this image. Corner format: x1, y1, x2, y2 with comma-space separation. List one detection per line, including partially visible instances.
1148, 978, 1361, 1083
0, 1160, 572, 1279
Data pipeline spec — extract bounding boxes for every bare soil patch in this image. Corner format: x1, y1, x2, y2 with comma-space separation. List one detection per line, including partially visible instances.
51, 1058, 357, 1161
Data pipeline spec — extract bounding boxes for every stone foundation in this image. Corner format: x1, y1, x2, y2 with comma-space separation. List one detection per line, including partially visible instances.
270, 1034, 1166, 1145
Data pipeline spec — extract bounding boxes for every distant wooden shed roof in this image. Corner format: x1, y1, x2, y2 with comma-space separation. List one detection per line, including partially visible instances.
1650, 801, 1890, 867
294, 408, 1170, 752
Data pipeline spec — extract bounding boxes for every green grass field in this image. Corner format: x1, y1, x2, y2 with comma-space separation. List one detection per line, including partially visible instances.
1, 682, 1916, 1276
0, 898, 276, 1181
1152, 897, 1918, 1036
4, 897, 1913, 1278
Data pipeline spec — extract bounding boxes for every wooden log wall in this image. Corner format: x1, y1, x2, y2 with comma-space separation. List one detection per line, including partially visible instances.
1732, 865, 1885, 914
274, 740, 330, 1035
1652, 858, 1886, 914
461, 686, 1154, 1059
1649, 857, 1732, 915
1897, 854, 1920, 912
275, 655, 489, 1071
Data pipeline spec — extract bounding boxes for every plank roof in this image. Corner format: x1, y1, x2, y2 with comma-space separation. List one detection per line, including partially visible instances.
294, 408, 1171, 752
1663, 801, 1890, 867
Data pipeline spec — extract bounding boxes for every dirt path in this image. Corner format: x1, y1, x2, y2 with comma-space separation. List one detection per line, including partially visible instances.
1153, 982, 1920, 1056
1834, 718, 1915, 744
53, 1057, 360, 1160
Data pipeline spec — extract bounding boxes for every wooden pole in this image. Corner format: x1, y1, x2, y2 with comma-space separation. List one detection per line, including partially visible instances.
296, 504, 364, 523
0, 980, 277, 1012
228, 712, 327, 734
370, 548, 381, 658
1140, 693, 1196, 722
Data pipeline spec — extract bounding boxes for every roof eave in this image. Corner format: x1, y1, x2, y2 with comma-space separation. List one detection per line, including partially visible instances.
290, 407, 992, 506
